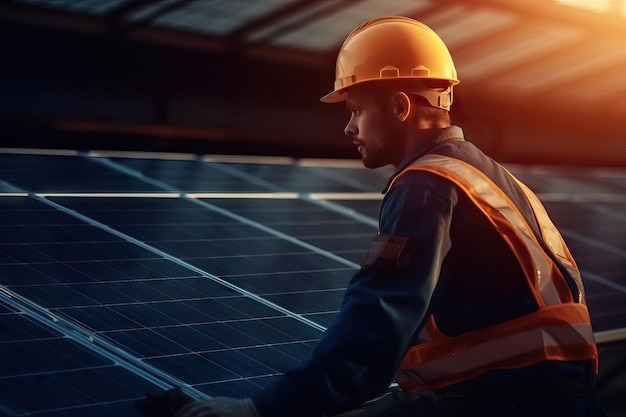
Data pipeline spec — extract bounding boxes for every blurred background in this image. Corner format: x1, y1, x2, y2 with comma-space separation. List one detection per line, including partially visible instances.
1, 0, 625, 166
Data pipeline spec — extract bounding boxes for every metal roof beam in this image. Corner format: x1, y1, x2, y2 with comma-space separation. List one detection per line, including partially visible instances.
0, 3, 105, 34
228, 0, 368, 47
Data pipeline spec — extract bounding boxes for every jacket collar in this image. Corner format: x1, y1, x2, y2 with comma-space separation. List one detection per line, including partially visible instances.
382, 125, 465, 194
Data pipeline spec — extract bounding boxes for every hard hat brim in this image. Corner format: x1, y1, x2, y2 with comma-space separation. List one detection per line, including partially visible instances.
320, 89, 347, 103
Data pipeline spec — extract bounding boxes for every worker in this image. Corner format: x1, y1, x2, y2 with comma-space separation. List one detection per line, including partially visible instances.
136, 16, 608, 417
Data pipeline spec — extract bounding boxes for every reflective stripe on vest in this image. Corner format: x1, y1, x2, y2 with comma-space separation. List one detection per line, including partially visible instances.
506, 171, 585, 303
390, 155, 598, 391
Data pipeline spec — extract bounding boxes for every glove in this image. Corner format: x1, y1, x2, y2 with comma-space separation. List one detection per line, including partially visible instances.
174, 397, 261, 417
135, 387, 195, 417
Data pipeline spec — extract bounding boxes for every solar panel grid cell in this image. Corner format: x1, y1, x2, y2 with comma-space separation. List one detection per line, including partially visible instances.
0, 305, 162, 416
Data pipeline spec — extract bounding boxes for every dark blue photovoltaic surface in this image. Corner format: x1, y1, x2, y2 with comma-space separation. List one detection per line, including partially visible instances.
111, 157, 391, 193
0, 153, 163, 193
0, 302, 162, 416
1, 150, 624, 415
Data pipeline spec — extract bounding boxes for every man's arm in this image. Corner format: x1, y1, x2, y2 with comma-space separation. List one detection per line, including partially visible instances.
252, 178, 457, 417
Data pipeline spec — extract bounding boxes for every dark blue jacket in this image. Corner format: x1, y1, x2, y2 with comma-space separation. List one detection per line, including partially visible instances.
252, 126, 595, 417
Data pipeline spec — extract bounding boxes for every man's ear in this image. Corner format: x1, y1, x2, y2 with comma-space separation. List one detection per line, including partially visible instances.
392, 92, 411, 122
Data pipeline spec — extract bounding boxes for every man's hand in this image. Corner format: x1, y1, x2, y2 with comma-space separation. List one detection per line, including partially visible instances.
135, 387, 194, 417
174, 397, 260, 417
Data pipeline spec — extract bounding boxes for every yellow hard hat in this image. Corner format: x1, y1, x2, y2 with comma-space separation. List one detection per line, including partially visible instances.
320, 16, 459, 110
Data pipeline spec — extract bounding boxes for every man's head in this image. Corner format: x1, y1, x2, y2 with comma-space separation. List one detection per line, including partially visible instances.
343, 79, 452, 168
321, 16, 459, 169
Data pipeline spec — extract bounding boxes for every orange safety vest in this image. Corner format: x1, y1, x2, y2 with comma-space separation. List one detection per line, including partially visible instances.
391, 155, 599, 392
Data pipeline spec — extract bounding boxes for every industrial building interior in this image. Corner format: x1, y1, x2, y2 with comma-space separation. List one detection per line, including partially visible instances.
0, 0, 625, 416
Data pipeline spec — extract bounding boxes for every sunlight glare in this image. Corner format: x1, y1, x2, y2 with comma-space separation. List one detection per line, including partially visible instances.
554, 0, 626, 16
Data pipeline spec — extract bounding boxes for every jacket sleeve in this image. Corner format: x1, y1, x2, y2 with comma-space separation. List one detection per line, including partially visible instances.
252, 176, 457, 417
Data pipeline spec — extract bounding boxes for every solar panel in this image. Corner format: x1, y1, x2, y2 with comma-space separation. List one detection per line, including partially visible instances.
0, 294, 164, 416
0, 193, 345, 411
1, 149, 625, 416
0, 151, 163, 193
104, 153, 391, 193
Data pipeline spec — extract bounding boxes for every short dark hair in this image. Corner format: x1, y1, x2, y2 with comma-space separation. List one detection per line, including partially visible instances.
412, 100, 451, 124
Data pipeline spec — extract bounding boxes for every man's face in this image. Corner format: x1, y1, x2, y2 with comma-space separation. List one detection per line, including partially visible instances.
343, 85, 404, 169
